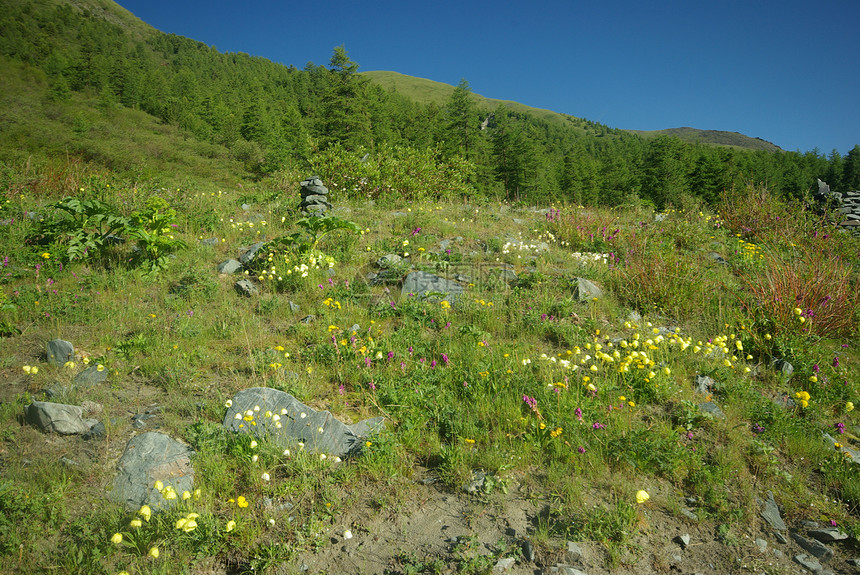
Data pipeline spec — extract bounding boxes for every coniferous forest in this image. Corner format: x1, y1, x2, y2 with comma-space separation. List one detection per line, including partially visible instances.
1, 0, 859, 206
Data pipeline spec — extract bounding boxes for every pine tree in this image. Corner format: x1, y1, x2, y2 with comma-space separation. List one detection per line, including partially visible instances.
320, 46, 371, 150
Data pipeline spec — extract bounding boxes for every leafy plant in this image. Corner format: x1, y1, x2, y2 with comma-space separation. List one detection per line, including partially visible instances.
128, 196, 187, 273
40, 196, 130, 262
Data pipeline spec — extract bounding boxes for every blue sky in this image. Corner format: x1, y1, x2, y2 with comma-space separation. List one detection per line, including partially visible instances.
115, 0, 859, 155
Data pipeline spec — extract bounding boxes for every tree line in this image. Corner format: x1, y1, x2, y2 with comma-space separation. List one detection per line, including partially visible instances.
1, 0, 858, 207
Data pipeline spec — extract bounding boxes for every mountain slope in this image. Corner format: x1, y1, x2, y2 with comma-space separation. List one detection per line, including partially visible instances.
362, 71, 782, 152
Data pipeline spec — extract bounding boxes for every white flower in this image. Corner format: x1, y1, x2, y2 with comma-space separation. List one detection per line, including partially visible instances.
343, 530, 353, 539
283, 449, 291, 456
225, 399, 233, 407
261, 472, 270, 481
252, 455, 258, 463
250, 440, 258, 449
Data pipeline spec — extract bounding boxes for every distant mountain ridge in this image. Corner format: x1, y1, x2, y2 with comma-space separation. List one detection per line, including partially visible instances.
361, 71, 782, 152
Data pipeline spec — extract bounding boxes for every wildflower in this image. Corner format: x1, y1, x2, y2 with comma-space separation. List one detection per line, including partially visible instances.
250, 440, 258, 449
130, 519, 142, 528
64, 361, 76, 369
193, 488, 201, 500
577, 446, 586, 454
635, 490, 650, 504
810, 376, 818, 383
592, 421, 605, 430
847, 402, 855, 412
154, 480, 163, 491
139, 505, 152, 521
237, 496, 249, 508
225, 399, 233, 407
261, 472, 270, 481
343, 530, 353, 539
41, 252, 50, 259
111, 533, 123, 545
251, 455, 258, 463
226, 520, 236, 532
148, 546, 160, 558
836, 423, 845, 435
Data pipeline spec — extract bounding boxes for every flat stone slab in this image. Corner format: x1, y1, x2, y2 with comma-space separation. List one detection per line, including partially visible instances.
792, 532, 834, 561
218, 259, 243, 274
223, 387, 383, 457
401, 271, 464, 303
574, 278, 603, 301
760, 491, 787, 531
74, 365, 108, 385
111, 432, 195, 511
26, 401, 91, 435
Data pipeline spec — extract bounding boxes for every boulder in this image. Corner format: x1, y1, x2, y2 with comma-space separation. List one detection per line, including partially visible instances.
46, 339, 74, 367
218, 259, 243, 274
75, 365, 108, 386
239, 242, 266, 265
111, 432, 195, 511
574, 278, 603, 301
234, 279, 259, 297
401, 271, 464, 303
26, 401, 91, 435
223, 387, 383, 458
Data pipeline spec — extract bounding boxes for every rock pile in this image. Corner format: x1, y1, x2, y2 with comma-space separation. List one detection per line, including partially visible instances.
813, 178, 860, 234
298, 175, 332, 216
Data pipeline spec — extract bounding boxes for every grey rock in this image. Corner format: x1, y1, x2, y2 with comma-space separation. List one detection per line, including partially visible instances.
760, 491, 787, 531
26, 401, 90, 435
522, 540, 535, 562
300, 314, 315, 324
132, 413, 158, 430
791, 532, 833, 561
654, 213, 667, 222
775, 531, 788, 544
755, 538, 767, 553
111, 432, 195, 511
706, 251, 729, 265
46, 339, 74, 367
574, 278, 603, 301
83, 421, 106, 441
376, 254, 402, 268
771, 358, 794, 379
801, 520, 820, 528
680, 508, 698, 521
44, 382, 73, 399
493, 557, 516, 572
793, 554, 824, 573
75, 365, 108, 386
234, 279, 259, 297
303, 204, 329, 215
550, 567, 588, 575
698, 401, 726, 419
627, 310, 643, 323
847, 558, 860, 567
566, 541, 584, 562
300, 195, 332, 207
463, 471, 486, 494
773, 548, 784, 558
674, 534, 691, 548
200, 237, 219, 246
289, 301, 300, 313
808, 528, 848, 543
694, 374, 715, 395
401, 271, 464, 303
239, 242, 265, 265
218, 259, 243, 274
223, 387, 383, 458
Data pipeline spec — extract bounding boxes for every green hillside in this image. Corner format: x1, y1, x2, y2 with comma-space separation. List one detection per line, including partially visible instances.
630, 126, 783, 153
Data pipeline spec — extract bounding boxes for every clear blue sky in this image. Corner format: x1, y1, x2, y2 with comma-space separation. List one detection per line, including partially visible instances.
116, 0, 859, 155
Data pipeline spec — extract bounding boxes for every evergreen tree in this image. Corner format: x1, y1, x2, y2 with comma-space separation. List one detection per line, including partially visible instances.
320, 46, 371, 150
444, 79, 478, 160
842, 145, 860, 191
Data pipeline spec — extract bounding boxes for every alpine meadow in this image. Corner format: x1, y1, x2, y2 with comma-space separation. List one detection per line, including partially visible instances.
1, 1, 860, 574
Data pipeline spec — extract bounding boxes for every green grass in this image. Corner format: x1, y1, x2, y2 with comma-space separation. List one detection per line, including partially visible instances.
1, 170, 859, 573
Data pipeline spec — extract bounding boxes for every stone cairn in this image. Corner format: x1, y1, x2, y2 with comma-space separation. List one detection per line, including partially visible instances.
298, 175, 332, 216
813, 178, 860, 234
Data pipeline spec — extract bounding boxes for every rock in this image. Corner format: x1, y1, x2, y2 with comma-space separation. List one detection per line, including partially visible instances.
550, 567, 588, 575
793, 554, 824, 573
132, 413, 158, 430
808, 528, 847, 543
694, 375, 715, 395
46, 339, 74, 367
200, 237, 219, 247
463, 471, 486, 494
698, 401, 726, 419
522, 540, 535, 562
847, 558, 860, 567
760, 491, 787, 531
680, 508, 698, 521
493, 557, 516, 572
234, 279, 259, 297
706, 251, 729, 265
771, 358, 794, 379
289, 301, 300, 313
300, 314, 315, 324
566, 541, 584, 563
239, 242, 265, 265
755, 538, 767, 553
401, 271, 464, 303
223, 387, 383, 458
775, 532, 788, 544
674, 534, 691, 548
574, 278, 603, 301
111, 432, 195, 511
791, 532, 833, 561
218, 259, 243, 274
376, 254, 403, 268
75, 365, 108, 386
26, 401, 91, 435
83, 421, 106, 441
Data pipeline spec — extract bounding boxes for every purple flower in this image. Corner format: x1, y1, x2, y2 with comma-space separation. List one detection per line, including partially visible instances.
751, 424, 765, 434
364, 357, 371, 367
523, 395, 537, 409
833, 356, 840, 369
338, 384, 345, 395
577, 446, 586, 454
411, 227, 421, 236
430, 359, 437, 368
591, 421, 605, 430
830, 519, 838, 527
813, 363, 820, 373
575, 407, 583, 421
441, 353, 449, 366
836, 422, 845, 434
387, 351, 394, 361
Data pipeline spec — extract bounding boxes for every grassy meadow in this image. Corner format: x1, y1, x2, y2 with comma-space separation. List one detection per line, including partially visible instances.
0, 168, 859, 574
